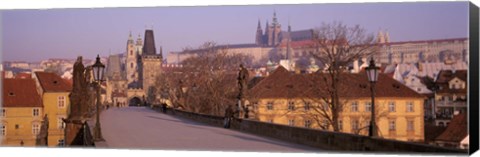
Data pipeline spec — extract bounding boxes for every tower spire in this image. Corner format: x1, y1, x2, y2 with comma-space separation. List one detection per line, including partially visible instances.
257, 19, 262, 29
272, 10, 278, 25
256, 19, 264, 45
288, 19, 291, 32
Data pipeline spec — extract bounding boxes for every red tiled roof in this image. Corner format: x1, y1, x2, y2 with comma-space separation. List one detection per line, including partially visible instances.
436, 70, 467, 83
435, 70, 467, 94
2, 78, 43, 108
249, 66, 425, 99
15, 73, 32, 79
435, 113, 468, 143
35, 72, 72, 92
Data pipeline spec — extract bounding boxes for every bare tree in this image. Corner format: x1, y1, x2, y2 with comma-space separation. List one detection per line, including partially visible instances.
306, 22, 379, 132
155, 42, 253, 116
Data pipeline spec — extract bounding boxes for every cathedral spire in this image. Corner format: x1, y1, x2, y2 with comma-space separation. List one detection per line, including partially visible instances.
256, 19, 264, 45
272, 10, 279, 25
128, 31, 134, 44
288, 19, 291, 33
257, 19, 262, 29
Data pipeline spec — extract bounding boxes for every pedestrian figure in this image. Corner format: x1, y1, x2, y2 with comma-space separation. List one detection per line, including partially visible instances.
161, 103, 167, 113
224, 105, 234, 128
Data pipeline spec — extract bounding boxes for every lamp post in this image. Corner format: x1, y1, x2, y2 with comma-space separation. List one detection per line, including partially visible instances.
365, 58, 379, 137
92, 55, 105, 141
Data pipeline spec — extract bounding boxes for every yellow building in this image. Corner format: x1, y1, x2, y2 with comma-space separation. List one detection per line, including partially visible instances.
1, 78, 44, 146
34, 72, 72, 146
248, 66, 425, 142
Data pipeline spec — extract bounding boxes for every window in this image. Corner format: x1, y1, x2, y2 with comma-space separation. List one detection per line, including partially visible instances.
351, 119, 359, 133
288, 101, 295, 111
388, 102, 396, 112
351, 101, 358, 112
406, 102, 414, 112
407, 120, 414, 131
33, 109, 39, 117
32, 123, 40, 135
304, 120, 311, 128
288, 119, 295, 126
58, 96, 65, 108
1, 125, 5, 136
130, 50, 133, 56
1, 109, 5, 117
389, 119, 396, 131
304, 102, 311, 111
365, 102, 371, 112
58, 117, 65, 129
266, 102, 274, 110
58, 139, 65, 147
130, 63, 134, 68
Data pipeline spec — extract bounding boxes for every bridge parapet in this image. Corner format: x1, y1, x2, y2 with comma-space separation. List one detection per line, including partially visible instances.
151, 106, 466, 154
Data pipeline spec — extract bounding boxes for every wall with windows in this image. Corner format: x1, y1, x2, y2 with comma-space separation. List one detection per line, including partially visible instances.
1, 107, 43, 146
250, 97, 424, 142
42, 92, 70, 146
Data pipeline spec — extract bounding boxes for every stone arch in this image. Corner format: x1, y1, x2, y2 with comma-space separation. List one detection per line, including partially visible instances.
129, 97, 142, 106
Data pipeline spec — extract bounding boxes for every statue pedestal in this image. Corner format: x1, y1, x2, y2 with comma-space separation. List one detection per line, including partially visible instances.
63, 117, 87, 146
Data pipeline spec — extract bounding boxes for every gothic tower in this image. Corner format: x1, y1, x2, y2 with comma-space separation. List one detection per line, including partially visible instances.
140, 29, 163, 102
255, 20, 264, 45
263, 11, 282, 46
271, 11, 282, 46
126, 31, 138, 85
264, 20, 270, 45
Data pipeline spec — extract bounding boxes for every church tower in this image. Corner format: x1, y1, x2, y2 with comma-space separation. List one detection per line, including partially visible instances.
271, 11, 282, 46
255, 20, 264, 46
126, 31, 138, 85
263, 11, 282, 46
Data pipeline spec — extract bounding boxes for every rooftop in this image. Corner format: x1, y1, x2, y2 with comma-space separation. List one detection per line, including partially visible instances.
3, 78, 43, 108
249, 66, 425, 99
35, 71, 72, 92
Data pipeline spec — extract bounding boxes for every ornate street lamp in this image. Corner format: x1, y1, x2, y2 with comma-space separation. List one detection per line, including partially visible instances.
365, 58, 379, 137
92, 54, 105, 141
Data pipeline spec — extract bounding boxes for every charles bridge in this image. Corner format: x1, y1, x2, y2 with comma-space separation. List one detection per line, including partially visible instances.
74, 106, 467, 154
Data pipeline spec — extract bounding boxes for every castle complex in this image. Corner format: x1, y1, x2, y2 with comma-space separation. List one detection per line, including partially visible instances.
167, 12, 468, 71
106, 29, 163, 106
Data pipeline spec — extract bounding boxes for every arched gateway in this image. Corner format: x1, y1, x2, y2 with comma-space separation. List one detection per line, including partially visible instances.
129, 97, 142, 106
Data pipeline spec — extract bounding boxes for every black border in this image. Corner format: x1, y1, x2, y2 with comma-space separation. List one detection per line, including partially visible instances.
469, 2, 479, 155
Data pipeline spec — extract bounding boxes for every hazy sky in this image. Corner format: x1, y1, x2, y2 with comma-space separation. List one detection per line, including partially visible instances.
1, 1, 469, 62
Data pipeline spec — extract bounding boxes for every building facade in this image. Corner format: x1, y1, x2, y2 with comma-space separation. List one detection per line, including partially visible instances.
1, 78, 44, 146
248, 66, 425, 142
433, 70, 467, 126
122, 29, 164, 106
33, 72, 72, 146
105, 54, 128, 107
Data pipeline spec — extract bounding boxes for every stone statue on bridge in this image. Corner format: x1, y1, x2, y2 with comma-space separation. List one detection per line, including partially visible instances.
237, 64, 249, 118
64, 56, 94, 146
